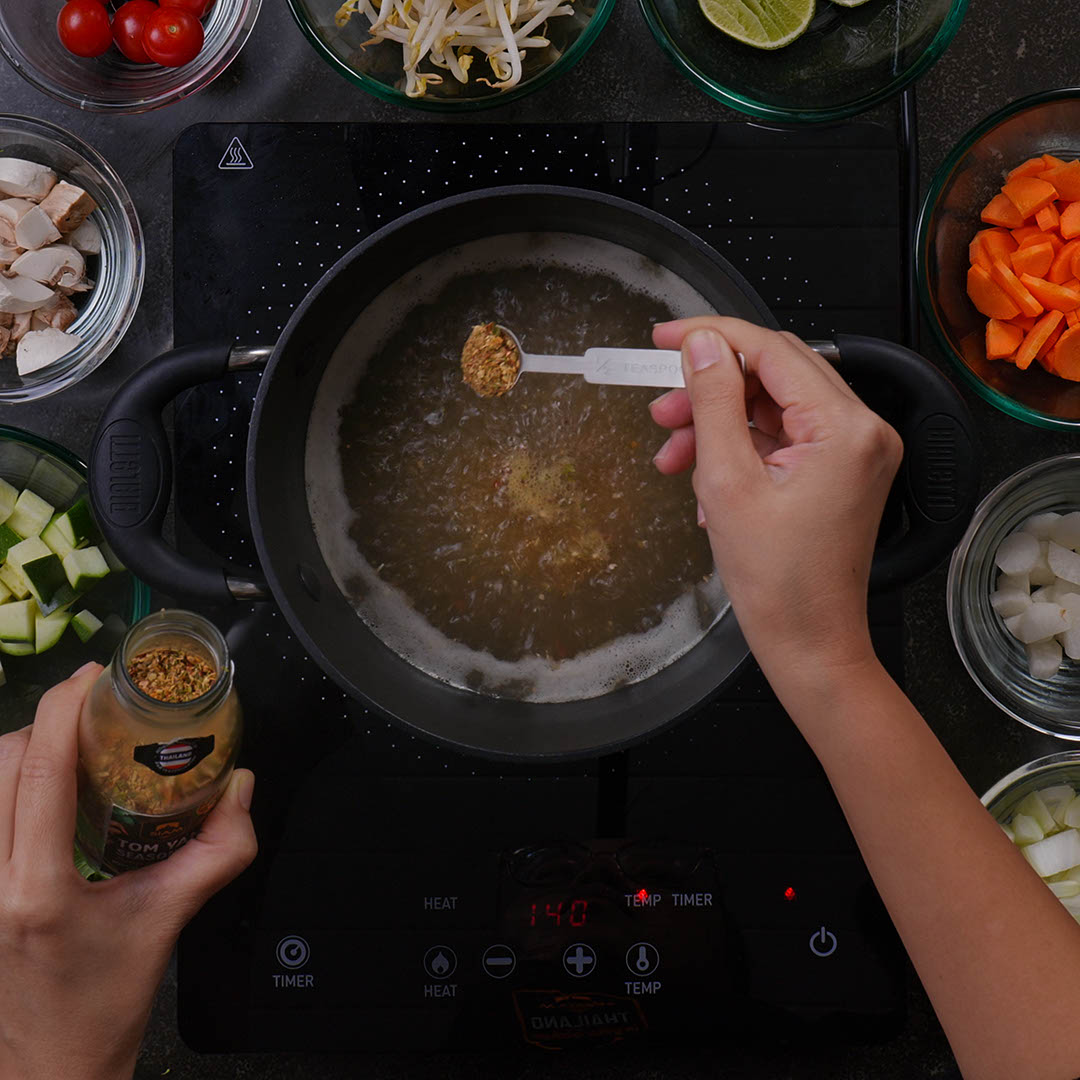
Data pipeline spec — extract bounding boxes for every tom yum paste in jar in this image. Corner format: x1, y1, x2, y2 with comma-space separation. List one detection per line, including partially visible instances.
74, 611, 241, 877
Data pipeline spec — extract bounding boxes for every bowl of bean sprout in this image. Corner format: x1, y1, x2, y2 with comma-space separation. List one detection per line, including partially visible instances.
286, 0, 613, 108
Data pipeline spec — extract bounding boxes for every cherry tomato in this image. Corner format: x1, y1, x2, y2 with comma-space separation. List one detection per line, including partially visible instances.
112, 0, 158, 64
56, 0, 113, 58
160, 0, 214, 16
142, 6, 203, 66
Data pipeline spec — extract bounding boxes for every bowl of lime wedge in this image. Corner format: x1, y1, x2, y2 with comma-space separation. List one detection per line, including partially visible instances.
639, 0, 968, 122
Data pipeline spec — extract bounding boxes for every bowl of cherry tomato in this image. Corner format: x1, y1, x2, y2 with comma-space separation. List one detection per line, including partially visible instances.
0, 0, 260, 112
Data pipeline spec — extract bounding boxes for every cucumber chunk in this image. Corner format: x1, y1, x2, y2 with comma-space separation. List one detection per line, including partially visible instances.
0, 578, 10, 605
7, 537, 72, 614
34, 609, 71, 654
0, 477, 16, 525
53, 497, 98, 549
62, 546, 109, 592
70, 609, 102, 643
0, 564, 29, 601
0, 599, 35, 644
0, 523, 20, 561
40, 516, 75, 559
7, 489, 54, 539
0, 641, 33, 658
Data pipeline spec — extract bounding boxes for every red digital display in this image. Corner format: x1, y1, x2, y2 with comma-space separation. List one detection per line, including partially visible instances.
529, 899, 589, 928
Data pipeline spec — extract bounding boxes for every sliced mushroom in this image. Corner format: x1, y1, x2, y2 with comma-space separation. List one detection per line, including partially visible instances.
0, 159, 57, 202
10, 244, 85, 289
0, 243, 19, 270
29, 293, 78, 332
67, 216, 102, 255
14, 206, 61, 252
16, 328, 81, 377
0, 198, 33, 246
0, 326, 9, 356
0, 274, 55, 314
40, 181, 97, 234
0, 312, 12, 329
58, 277, 94, 296
10, 310, 31, 341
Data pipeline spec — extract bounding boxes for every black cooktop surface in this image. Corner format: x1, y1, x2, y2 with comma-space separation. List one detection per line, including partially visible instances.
172, 121, 909, 1054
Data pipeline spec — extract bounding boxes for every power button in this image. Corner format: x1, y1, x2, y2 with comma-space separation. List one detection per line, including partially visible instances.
808, 926, 837, 958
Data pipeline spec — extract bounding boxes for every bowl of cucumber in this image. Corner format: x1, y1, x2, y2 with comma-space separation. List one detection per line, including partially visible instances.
0, 424, 150, 730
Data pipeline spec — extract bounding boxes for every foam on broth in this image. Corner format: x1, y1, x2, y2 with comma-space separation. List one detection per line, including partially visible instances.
306, 233, 728, 703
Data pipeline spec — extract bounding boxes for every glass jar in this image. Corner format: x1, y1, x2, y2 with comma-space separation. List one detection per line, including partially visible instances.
74, 610, 241, 878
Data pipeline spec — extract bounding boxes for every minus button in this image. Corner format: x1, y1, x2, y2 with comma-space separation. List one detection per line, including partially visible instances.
482, 944, 517, 979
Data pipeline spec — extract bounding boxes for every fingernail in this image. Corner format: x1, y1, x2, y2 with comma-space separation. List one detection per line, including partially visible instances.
649, 390, 671, 410
235, 770, 255, 812
73, 661, 100, 677
696, 501, 707, 527
653, 436, 672, 466
685, 329, 728, 372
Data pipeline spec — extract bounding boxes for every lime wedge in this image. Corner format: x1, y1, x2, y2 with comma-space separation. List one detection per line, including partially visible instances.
829, 0, 871, 6
697, 0, 816, 49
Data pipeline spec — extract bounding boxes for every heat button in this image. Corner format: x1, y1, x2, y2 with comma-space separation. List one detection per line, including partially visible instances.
423, 946, 458, 979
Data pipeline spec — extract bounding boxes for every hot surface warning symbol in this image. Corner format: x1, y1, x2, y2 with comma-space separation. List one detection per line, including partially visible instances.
219, 137, 253, 170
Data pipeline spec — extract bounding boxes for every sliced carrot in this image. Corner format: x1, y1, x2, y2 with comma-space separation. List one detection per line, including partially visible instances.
1036, 203, 1061, 233
1065, 278, 1080, 292
986, 318, 1024, 360
1037, 320, 1065, 361
1067, 310, 1080, 329
969, 233, 992, 271
1002, 176, 1059, 219
980, 230, 1018, 263
1019, 230, 1064, 254
1016, 310, 1064, 370
1050, 326, 1080, 381
992, 259, 1044, 317
982, 193, 1027, 229
1061, 202, 1080, 240
1049, 238, 1080, 283
1012, 225, 1046, 244
1009, 157, 1050, 180
1011, 241, 1055, 278
967, 264, 1022, 319
1043, 154, 1068, 170
1038, 161, 1080, 202
1020, 274, 1080, 312
1012, 315, 1038, 331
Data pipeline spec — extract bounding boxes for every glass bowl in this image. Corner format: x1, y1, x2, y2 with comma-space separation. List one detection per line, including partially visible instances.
0, 115, 143, 405
638, 0, 966, 122
0, 425, 151, 734
982, 753, 1080, 822
917, 89, 1080, 431
948, 454, 1080, 740
286, 0, 614, 110
0, 0, 260, 113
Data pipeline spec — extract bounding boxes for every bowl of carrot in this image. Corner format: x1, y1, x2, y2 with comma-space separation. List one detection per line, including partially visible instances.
917, 88, 1080, 430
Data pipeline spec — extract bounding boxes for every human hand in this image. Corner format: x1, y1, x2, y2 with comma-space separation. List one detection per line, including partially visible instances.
650, 318, 903, 683
0, 662, 257, 1080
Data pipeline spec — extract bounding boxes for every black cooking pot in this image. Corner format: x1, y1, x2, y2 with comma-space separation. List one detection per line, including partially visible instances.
89, 188, 978, 761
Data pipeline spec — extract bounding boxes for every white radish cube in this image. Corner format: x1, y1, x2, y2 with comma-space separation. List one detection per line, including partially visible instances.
995, 531, 1041, 575
1057, 623, 1080, 660
999, 571, 1031, 593
1027, 638, 1064, 679
1060, 892, 1080, 917
1004, 614, 1025, 639
1048, 541, 1080, 586
1001, 822, 1016, 842
1015, 603, 1070, 644
1021, 828, 1080, 877
1066, 865, 1080, 883
1031, 543, 1058, 586
1055, 577, 1080, 597
1012, 812, 1045, 845
991, 587, 1032, 617
1017, 790, 1058, 834
1039, 784, 1077, 825
1031, 585, 1058, 604
1051, 511, 1080, 549
1022, 512, 1063, 539
1064, 796, 1080, 829
1049, 880, 1080, 898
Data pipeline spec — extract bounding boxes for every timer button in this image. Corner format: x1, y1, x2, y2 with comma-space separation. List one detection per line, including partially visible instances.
562, 943, 597, 978
625, 941, 659, 977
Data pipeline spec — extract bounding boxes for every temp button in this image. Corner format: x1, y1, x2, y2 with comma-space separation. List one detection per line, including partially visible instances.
809, 926, 838, 958
625, 942, 660, 977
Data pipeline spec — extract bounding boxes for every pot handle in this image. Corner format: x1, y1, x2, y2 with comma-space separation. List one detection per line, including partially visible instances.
88, 341, 273, 604
819, 334, 980, 592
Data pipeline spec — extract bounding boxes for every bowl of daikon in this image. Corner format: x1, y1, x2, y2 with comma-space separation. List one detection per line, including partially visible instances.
949, 454, 1080, 739
983, 754, 1080, 921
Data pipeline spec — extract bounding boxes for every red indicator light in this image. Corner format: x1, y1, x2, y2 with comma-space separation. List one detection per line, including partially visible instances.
783, 886, 797, 901
636, 888, 650, 903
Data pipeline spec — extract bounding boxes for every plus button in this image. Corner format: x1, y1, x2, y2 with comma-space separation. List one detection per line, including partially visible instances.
562, 943, 597, 978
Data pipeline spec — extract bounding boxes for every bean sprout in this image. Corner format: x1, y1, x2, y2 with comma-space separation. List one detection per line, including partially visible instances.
334, 0, 575, 97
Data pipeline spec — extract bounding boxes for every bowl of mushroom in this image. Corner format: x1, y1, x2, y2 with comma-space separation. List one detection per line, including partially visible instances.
0, 115, 143, 403
949, 454, 1080, 739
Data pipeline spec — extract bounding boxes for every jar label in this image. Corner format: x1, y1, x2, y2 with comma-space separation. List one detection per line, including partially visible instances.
133, 735, 216, 776
100, 791, 223, 874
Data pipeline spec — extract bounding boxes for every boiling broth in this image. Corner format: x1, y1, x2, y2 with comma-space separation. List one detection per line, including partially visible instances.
307, 234, 727, 702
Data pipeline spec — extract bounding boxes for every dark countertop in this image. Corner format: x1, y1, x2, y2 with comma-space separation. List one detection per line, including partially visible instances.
3, 0, 1078, 1076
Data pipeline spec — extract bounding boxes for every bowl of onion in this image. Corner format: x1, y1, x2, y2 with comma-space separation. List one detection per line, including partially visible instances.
286, 0, 614, 109
0, 115, 143, 403
983, 754, 1080, 923
948, 454, 1080, 740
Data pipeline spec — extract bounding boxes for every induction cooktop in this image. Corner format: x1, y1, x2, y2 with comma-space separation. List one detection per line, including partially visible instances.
171, 119, 912, 1053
